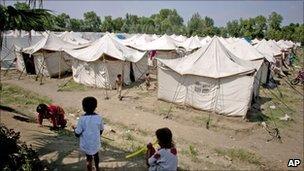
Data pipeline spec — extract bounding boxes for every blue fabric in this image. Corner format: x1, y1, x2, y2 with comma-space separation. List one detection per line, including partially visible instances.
116, 34, 126, 39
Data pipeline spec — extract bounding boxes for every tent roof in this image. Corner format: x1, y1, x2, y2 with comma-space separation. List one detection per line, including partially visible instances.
124, 34, 154, 48
225, 38, 265, 61
267, 40, 283, 52
59, 31, 90, 45
200, 36, 212, 46
276, 40, 290, 50
136, 34, 180, 51
23, 32, 78, 54
64, 33, 146, 63
254, 39, 279, 63
158, 36, 255, 78
180, 36, 202, 51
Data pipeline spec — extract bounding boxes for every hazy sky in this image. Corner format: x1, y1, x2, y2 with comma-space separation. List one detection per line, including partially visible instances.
5, 0, 304, 26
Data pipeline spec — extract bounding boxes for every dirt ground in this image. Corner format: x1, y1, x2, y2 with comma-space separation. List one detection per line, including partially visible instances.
0, 66, 303, 170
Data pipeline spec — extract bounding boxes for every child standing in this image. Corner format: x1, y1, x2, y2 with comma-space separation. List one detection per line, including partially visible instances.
115, 74, 123, 100
146, 127, 178, 171
73, 97, 104, 171
145, 73, 151, 90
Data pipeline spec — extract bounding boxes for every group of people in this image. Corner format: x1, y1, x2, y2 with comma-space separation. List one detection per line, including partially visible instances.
36, 96, 177, 171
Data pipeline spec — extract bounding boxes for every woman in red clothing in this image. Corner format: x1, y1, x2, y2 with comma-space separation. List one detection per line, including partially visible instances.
36, 103, 67, 130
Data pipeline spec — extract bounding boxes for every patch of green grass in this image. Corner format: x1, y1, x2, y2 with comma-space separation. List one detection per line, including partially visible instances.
0, 83, 52, 120
1, 83, 52, 106
214, 148, 261, 165
123, 132, 134, 141
180, 145, 199, 161
57, 81, 87, 92
193, 115, 212, 126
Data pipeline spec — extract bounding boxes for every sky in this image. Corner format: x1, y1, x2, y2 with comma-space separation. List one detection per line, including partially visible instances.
4, 0, 304, 26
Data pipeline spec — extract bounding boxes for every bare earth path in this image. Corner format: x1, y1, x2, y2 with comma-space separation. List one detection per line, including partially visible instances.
1, 72, 303, 170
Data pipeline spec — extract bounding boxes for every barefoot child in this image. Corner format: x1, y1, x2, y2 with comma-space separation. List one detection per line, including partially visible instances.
115, 74, 123, 100
73, 97, 104, 171
146, 127, 178, 171
145, 73, 151, 90
36, 103, 67, 130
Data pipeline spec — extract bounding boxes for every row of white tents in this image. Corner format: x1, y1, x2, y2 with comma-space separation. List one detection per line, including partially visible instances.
1, 30, 300, 117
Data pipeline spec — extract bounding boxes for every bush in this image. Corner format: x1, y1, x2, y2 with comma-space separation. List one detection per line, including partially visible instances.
0, 124, 44, 170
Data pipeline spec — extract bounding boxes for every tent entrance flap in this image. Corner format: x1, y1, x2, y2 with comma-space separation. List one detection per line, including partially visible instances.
23, 53, 36, 75
130, 62, 135, 82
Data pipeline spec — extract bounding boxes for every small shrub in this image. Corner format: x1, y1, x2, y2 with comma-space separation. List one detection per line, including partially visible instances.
0, 124, 44, 170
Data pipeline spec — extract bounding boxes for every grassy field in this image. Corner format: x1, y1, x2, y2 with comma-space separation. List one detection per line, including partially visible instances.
0, 83, 52, 120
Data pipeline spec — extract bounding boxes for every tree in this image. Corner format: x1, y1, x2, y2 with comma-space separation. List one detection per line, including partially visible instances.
54, 13, 70, 30
83, 11, 101, 32
14, 2, 30, 10
226, 20, 240, 37
187, 13, 203, 36
253, 15, 267, 38
69, 18, 83, 31
151, 9, 184, 34
202, 16, 215, 36
112, 17, 124, 32
268, 12, 283, 30
100, 16, 113, 32
293, 24, 304, 43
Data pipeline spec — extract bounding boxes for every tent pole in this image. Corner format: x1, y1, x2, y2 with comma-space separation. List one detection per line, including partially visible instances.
102, 55, 109, 100
39, 52, 46, 85
35, 54, 43, 81
59, 51, 62, 79
18, 66, 26, 80
121, 61, 125, 85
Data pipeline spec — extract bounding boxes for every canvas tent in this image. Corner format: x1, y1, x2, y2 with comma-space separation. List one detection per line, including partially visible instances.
224, 38, 268, 98
179, 36, 202, 52
58, 31, 90, 45
157, 37, 256, 117
136, 34, 183, 66
123, 34, 154, 49
21, 32, 79, 77
64, 33, 148, 89
254, 39, 278, 63
1, 30, 43, 69
200, 36, 212, 46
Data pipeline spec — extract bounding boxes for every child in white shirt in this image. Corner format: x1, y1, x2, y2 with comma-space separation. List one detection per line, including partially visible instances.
146, 127, 178, 171
73, 96, 104, 171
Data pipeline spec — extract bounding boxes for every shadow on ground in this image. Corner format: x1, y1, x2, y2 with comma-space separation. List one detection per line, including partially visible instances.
30, 129, 146, 171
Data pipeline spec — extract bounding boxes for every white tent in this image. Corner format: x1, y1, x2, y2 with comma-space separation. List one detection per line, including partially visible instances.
276, 40, 290, 51
157, 37, 256, 117
251, 38, 260, 45
179, 36, 202, 52
64, 33, 148, 88
224, 38, 268, 97
200, 36, 212, 46
22, 32, 79, 77
171, 34, 187, 42
151, 34, 159, 40
254, 39, 278, 63
267, 40, 283, 52
1, 30, 43, 69
135, 34, 183, 66
58, 31, 91, 45
123, 34, 154, 49
136, 34, 180, 51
